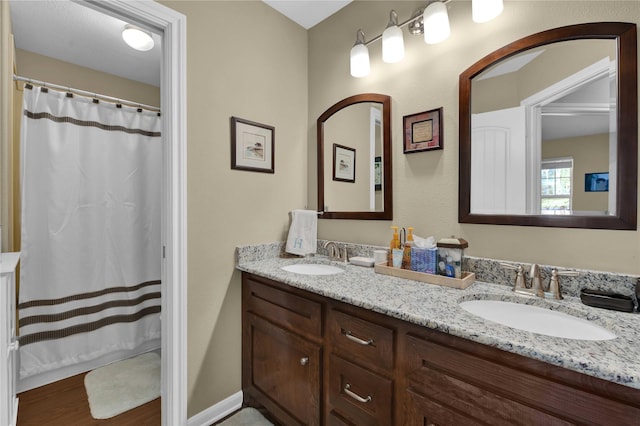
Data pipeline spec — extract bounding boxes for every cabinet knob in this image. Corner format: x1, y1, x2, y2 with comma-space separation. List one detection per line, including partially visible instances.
300, 356, 309, 366
344, 383, 372, 403
344, 330, 374, 346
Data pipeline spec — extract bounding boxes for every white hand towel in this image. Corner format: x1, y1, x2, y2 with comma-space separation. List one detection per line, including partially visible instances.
285, 209, 318, 256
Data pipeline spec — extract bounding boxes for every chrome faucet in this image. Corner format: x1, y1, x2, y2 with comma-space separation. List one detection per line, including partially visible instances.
501, 262, 543, 297
323, 241, 348, 262
501, 263, 578, 299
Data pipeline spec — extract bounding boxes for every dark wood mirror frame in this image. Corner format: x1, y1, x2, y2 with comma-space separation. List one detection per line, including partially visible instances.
317, 93, 392, 220
459, 22, 637, 230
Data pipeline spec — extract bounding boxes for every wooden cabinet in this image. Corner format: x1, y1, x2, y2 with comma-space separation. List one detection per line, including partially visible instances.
1, 252, 20, 426
242, 272, 640, 425
242, 274, 324, 425
326, 308, 395, 425
401, 328, 640, 426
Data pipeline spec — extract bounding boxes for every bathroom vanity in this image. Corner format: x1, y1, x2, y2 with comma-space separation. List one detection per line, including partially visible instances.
238, 245, 640, 425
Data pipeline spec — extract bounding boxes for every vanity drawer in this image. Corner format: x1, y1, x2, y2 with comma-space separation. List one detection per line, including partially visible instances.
404, 332, 640, 425
328, 354, 392, 426
328, 309, 394, 371
243, 274, 322, 338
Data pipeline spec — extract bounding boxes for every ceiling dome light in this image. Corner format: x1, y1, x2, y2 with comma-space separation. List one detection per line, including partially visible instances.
382, 10, 404, 63
350, 30, 370, 78
472, 0, 504, 23
122, 25, 154, 51
423, 1, 450, 45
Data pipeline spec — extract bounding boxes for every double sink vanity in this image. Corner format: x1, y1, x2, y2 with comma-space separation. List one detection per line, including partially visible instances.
236, 20, 640, 426
237, 242, 640, 425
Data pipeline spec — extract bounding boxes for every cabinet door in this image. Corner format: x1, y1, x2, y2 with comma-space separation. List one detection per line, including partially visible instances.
247, 314, 321, 425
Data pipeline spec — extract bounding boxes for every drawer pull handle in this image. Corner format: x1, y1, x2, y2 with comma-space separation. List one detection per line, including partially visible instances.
344, 330, 373, 346
344, 383, 371, 403
300, 356, 309, 366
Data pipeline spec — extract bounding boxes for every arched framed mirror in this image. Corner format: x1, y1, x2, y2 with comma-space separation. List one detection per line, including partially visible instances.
317, 93, 392, 220
459, 22, 637, 229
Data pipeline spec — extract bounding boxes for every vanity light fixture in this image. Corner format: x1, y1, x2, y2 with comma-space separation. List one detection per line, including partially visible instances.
472, 0, 504, 23
382, 10, 404, 63
349, 0, 503, 77
122, 24, 155, 51
350, 30, 370, 77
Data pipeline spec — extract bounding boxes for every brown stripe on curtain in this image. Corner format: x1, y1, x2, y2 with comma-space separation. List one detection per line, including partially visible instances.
18, 280, 161, 309
18, 306, 161, 346
19, 292, 161, 327
23, 110, 162, 137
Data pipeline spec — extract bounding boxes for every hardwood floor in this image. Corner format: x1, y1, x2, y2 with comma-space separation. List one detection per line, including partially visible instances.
17, 372, 160, 426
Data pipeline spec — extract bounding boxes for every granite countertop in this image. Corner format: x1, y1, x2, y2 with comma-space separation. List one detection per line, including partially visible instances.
236, 245, 640, 390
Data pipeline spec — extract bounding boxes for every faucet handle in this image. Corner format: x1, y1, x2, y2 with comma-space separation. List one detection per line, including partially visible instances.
500, 263, 527, 292
548, 268, 579, 300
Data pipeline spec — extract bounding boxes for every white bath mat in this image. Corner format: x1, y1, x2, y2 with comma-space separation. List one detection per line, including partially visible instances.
84, 352, 161, 419
218, 407, 273, 426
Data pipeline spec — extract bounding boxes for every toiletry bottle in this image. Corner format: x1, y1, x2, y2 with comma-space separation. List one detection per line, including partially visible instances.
445, 256, 455, 277
388, 226, 400, 265
402, 227, 414, 269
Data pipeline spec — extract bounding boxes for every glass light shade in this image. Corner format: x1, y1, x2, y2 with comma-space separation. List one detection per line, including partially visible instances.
382, 25, 405, 63
472, 0, 504, 23
350, 43, 370, 77
122, 25, 154, 51
423, 1, 451, 45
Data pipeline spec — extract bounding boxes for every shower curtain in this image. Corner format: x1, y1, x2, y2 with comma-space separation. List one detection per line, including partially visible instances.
18, 85, 162, 381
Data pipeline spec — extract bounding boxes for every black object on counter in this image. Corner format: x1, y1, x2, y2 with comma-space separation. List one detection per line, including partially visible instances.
580, 288, 635, 313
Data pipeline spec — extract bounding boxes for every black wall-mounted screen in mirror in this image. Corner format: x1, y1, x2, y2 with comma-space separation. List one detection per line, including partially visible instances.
459, 22, 637, 229
318, 93, 392, 220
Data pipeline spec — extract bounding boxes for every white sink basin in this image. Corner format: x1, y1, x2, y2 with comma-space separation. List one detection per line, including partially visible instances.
281, 263, 344, 275
459, 300, 616, 341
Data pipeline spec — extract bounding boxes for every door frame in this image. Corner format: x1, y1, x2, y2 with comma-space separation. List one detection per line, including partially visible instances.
82, 1, 188, 425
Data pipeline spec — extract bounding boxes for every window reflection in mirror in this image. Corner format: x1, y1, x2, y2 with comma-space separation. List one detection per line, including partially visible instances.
470, 39, 616, 216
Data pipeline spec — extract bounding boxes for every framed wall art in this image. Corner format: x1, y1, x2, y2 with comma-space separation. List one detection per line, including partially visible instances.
403, 107, 443, 153
230, 116, 275, 173
333, 144, 356, 183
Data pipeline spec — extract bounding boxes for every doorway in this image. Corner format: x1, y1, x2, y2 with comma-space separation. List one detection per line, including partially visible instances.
6, 1, 186, 425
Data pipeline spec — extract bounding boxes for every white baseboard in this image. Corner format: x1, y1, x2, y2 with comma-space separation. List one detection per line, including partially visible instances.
187, 391, 243, 426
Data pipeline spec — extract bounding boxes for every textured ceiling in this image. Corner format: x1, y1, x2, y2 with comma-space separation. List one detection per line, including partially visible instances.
10, 0, 161, 87
9, 0, 350, 88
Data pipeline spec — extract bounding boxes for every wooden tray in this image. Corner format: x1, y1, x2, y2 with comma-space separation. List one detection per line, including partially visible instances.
374, 262, 475, 289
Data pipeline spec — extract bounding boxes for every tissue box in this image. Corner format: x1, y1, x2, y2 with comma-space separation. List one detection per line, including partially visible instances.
411, 247, 437, 274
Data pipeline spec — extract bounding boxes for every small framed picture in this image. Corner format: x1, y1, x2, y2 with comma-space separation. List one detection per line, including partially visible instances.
230, 116, 275, 173
333, 144, 356, 183
585, 172, 609, 192
374, 156, 382, 191
403, 107, 443, 154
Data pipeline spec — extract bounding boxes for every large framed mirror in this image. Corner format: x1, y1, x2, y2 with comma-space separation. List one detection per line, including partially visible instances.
317, 93, 392, 220
459, 22, 637, 229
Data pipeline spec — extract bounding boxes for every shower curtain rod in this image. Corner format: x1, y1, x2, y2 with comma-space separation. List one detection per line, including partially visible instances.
13, 74, 161, 114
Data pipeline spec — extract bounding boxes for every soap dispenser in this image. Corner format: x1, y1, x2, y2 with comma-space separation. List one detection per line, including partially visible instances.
388, 226, 400, 265
402, 227, 414, 269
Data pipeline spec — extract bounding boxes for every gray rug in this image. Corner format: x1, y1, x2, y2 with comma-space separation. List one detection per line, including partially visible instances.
218, 407, 273, 425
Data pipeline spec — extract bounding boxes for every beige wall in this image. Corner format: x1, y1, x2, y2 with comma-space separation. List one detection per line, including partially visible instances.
308, 1, 640, 274
324, 103, 371, 210
160, 0, 309, 416
14, 49, 160, 106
